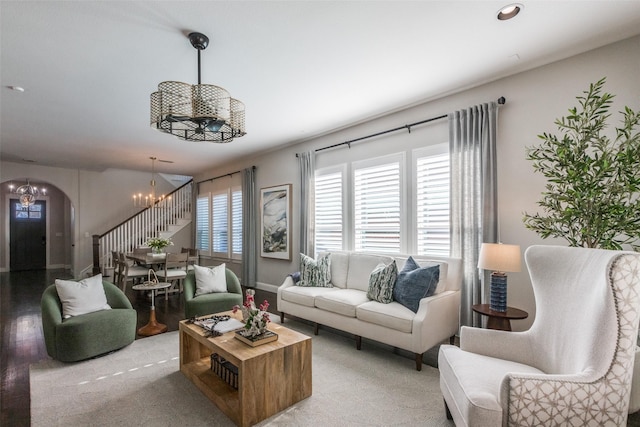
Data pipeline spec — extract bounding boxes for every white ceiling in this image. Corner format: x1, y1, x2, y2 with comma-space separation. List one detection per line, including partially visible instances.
2, 1, 640, 176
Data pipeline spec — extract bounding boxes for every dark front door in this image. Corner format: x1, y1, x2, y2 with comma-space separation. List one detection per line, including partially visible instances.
10, 199, 46, 271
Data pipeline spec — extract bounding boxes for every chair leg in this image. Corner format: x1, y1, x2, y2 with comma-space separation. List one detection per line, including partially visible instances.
414, 353, 423, 371
444, 399, 453, 420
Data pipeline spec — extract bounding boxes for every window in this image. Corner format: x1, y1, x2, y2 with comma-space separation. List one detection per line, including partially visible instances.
415, 147, 450, 256
353, 156, 402, 253
196, 174, 243, 259
212, 191, 228, 255
196, 196, 210, 252
231, 188, 242, 256
315, 168, 344, 253
313, 143, 449, 256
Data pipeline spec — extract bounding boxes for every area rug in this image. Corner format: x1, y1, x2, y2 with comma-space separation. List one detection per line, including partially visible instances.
30, 319, 452, 426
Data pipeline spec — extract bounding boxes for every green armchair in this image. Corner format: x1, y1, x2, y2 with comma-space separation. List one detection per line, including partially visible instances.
41, 280, 137, 362
183, 268, 243, 319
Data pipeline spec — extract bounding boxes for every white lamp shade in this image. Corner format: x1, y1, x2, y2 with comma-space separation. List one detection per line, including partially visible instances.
478, 243, 521, 273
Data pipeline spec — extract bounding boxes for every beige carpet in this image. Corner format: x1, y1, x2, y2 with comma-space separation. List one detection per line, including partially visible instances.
31, 318, 453, 426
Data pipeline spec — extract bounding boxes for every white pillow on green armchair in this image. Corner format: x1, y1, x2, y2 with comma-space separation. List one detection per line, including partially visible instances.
55, 274, 111, 319
193, 263, 227, 296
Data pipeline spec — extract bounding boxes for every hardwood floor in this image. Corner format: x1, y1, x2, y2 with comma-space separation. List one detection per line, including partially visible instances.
0, 268, 276, 427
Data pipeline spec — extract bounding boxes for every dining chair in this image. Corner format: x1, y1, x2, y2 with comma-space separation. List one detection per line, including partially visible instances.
117, 252, 148, 292
155, 252, 189, 296
132, 246, 151, 266
181, 247, 199, 271
111, 250, 121, 285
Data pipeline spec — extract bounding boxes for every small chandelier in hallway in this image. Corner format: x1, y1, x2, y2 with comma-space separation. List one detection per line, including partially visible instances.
8, 180, 46, 207
150, 32, 246, 143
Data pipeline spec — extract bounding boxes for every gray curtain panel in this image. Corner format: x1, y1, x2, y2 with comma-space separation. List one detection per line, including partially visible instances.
242, 167, 257, 288
297, 151, 316, 257
449, 102, 498, 328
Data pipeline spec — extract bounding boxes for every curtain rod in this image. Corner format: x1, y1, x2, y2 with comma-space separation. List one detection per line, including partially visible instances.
297, 96, 506, 156
196, 165, 256, 185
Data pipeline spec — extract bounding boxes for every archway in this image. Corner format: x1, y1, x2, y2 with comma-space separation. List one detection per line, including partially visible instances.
2, 179, 75, 272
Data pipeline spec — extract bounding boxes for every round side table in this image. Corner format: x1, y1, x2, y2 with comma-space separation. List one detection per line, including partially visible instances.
132, 281, 171, 336
471, 304, 528, 331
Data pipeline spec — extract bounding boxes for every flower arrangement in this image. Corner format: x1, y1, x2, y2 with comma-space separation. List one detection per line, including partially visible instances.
233, 289, 270, 337
146, 236, 173, 252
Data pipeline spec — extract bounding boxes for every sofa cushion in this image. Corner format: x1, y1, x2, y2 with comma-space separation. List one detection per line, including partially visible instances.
357, 301, 414, 333
366, 261, 398, 303
193, 263, 227, 296
281, 286, 338, 307
346, 253, 394, 292
393, 257, 440, 312
315, 289, 370, 317
55, 274, 112, 319
321, 251, 349, 288
299, 253, 332, 287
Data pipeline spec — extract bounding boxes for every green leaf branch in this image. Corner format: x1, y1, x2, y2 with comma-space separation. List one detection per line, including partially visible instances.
523, 77, 640, 250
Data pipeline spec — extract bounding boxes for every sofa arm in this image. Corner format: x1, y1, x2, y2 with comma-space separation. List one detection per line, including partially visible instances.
41, 285, 63, 359
183, 272, 196, 302
102, 280, 133, 309
460, 326, 536, 367
225, 269, 242, 295
412, 290, 460, 350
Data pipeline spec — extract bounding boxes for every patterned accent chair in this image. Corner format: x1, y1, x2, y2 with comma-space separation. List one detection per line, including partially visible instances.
438, 245, 640, 426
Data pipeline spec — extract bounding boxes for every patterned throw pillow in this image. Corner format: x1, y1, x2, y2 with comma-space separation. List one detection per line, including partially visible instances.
367, 261, 398, 303
298, 253, 332, 287
393, 256, 440, 312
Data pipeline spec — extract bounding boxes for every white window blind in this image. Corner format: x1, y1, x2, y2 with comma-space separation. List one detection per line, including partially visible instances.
196, 196, 210, 253
354, 160, 401, 253
212, 192, 228, 254
315, 170, 343, 252
231, 189, 242, 256
416, 152, 450, 256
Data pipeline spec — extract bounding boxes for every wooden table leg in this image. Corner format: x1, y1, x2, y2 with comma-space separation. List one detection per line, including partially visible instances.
137, 291, 167, 336
486, 316, 511, 331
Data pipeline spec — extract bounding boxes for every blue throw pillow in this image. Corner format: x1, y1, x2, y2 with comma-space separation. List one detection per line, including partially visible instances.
393, 257, 440, 312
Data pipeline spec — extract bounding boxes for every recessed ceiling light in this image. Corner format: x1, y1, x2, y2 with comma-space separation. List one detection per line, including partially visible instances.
497, 3, 523, 20
6, 85, 25, 92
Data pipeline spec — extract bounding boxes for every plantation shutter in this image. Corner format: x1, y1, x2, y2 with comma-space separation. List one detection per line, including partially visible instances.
196, 195, 210, 254
231, 189, 243, 256
354, 161, 400, 253
416, 152, 450, 256
212, 191, 228, 254
314, 171, 343, 253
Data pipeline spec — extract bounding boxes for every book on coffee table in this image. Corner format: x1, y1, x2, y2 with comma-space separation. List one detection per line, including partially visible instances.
234, 330, 278, 347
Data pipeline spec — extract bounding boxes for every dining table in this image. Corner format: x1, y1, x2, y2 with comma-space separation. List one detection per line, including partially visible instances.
125, 252, 167, 268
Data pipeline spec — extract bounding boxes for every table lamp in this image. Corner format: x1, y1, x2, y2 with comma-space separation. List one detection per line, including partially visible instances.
477, 243, 521, 312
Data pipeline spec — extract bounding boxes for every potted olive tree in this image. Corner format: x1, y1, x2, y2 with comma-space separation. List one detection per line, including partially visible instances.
523, 78, 640, 250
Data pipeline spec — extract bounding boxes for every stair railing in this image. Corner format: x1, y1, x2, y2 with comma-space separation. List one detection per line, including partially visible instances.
92, 180, 193, 274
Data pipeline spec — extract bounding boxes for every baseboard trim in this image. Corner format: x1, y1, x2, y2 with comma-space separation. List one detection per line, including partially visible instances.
256, 281, 278, 294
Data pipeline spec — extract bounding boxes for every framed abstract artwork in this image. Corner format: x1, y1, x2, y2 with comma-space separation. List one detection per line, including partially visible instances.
260, 184, 292, 260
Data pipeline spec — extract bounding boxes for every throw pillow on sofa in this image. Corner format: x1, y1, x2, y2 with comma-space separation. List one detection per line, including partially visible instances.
393, 256, 440, 312
298, 253, 332, 287
193, 263, 227, 296
367, 261, 398, 303
55, 274, 112, 319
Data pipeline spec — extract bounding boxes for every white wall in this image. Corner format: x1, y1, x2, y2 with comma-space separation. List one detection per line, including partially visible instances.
194, 34, 640, 331
0, 163, 177, 275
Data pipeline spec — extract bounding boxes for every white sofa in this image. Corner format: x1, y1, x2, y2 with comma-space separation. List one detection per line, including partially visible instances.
277, 251, 462, 370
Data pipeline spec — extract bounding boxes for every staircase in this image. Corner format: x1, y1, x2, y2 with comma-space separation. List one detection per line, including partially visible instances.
91, 180, 193, 275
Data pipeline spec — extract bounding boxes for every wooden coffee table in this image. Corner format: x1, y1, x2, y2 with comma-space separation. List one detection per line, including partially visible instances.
179, 311, 312, 427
